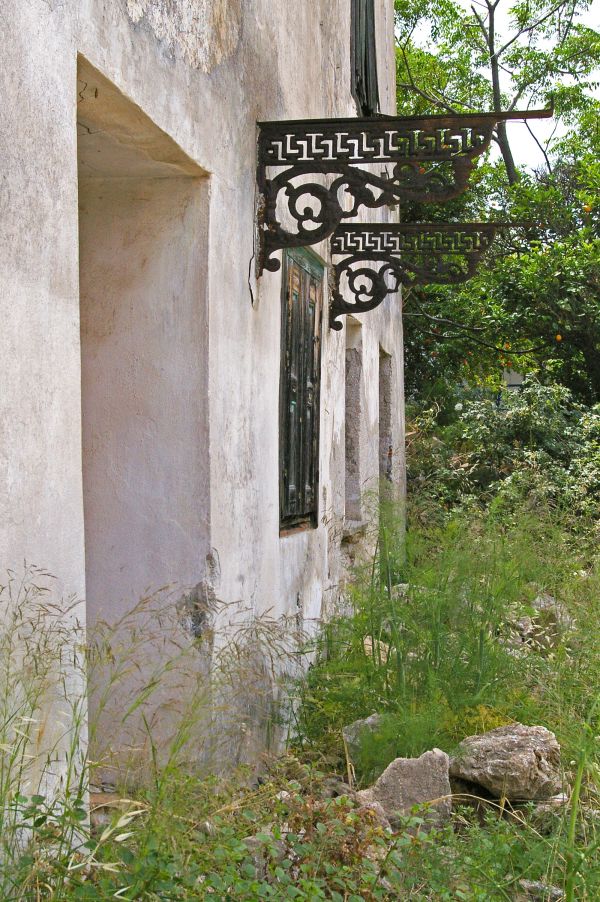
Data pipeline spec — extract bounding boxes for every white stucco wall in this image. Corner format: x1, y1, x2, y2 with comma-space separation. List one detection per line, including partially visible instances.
1, 0, 404, 775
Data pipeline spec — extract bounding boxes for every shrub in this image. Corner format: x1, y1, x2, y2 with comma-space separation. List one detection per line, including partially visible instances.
407, 379, 600, 521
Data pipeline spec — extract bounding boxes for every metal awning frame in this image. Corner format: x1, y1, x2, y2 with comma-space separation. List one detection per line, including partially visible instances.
328, 222, 512, 330
256, 108, 551, 276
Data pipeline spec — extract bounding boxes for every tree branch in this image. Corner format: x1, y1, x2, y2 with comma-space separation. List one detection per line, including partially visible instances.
525, 120, 553, 174
470, 4, 490, 43
497, 1, 570, 57
403, 298, 548, 355
397, 46, 459, 113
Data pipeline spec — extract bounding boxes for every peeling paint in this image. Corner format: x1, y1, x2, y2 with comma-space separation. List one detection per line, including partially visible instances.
178, 581, 216, 642
125, 0, 242, 72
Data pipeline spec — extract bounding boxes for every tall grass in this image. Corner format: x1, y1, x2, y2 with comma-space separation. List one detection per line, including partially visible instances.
0, 567, 307, 900
0, 566, 90, 899
293, 498, 600, 896
3, 499, 600, 899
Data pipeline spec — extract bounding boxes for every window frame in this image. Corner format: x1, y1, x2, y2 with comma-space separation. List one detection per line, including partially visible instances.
279, 248, 324, 534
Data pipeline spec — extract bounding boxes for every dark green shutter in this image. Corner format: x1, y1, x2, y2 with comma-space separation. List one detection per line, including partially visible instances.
280, 250, 323, 530
351, 0, 380, 117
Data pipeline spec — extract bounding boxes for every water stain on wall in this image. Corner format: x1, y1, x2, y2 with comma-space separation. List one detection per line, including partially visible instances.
126, 0, 242, 72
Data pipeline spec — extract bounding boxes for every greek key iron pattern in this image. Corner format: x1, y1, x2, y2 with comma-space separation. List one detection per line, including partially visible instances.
329, 223, 504, 330
257, 109, 550, 273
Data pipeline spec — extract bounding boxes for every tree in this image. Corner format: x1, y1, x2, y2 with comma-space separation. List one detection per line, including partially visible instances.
395, 0, 599, 182
393, 0, 600, 405
402, 106, 600, 404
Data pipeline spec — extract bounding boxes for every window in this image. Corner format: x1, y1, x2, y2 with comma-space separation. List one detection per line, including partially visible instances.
351, 0, 380, 117
280, 249, 324, 531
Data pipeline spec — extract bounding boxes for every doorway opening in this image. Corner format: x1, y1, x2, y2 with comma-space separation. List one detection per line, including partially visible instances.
77, 58, 209, 625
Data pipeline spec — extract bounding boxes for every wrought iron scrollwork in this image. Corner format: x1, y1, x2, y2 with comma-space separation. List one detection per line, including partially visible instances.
329, 223, 505, 330
257, 109, 550, 274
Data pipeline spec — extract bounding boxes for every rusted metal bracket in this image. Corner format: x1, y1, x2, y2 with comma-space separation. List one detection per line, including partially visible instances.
329, 222, 508, 330
256, 109, 551, 275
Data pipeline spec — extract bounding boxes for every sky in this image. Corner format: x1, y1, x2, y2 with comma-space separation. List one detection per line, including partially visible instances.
412, 0, 600, 169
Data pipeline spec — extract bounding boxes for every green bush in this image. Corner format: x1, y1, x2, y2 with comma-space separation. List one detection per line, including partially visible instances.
407, 379, 600, 520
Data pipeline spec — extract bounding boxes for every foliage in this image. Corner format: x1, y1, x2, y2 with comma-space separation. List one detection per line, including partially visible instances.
394, 0, 599, 182
393, 0, 600, 405
401, 104, 600, 406
0, 571, 305, 900
5, 510, 600, 900
291, 496, 600, 898
295, 508, 549, 775
406, 379, 600, 518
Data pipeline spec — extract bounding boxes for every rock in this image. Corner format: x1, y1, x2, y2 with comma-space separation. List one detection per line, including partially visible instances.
363, 636, 391, 664
243, 832, 285, 877
528, 793, 570, 834
517, 878, 563, 900
355, 748, 452, 827
532, 593, 574, 629
532, 792, 569, 816
342, 713, 383, 762
515, 615, 536, 641
317, 775, 355, 800
449, 775, 499, 822
450, 724, 561, 800
503, 593, 575, 654
519, 594, 574, 649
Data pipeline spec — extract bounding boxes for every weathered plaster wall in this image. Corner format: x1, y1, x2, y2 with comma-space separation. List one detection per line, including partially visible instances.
124, 0, 243, 72
79, 175, 210, 620
1, 0, 403, 773
0, 1, 86, 796
0, 3, 83, 597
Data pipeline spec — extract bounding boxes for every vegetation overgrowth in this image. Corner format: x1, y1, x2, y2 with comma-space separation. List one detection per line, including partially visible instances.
3, 379, 600, 898
292, 384, 600, 898
2, 0, 599, 897
393, 0, 600, 407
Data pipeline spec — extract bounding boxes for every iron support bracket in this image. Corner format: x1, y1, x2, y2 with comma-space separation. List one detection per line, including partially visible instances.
328, 222, 510, 330
256, 109, 551, 275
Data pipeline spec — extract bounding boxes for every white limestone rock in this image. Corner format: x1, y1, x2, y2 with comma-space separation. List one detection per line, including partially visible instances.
342, 712, 384, 761
450, 724, 561, 800
355, 749, 452, 826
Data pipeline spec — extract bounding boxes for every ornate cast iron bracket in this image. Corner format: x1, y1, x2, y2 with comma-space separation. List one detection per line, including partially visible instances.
329, 222, 508, 331
257, 109, 550, 274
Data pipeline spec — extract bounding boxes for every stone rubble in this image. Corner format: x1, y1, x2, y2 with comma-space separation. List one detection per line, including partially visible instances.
517, 878, 564, 900
506, 593, 575, 653
342, 712, 383, 763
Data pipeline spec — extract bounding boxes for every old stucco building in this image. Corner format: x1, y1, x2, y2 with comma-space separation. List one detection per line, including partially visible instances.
1, 0, 404, 776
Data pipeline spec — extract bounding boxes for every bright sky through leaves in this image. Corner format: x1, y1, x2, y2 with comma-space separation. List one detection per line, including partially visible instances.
409, 0, 600, 170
